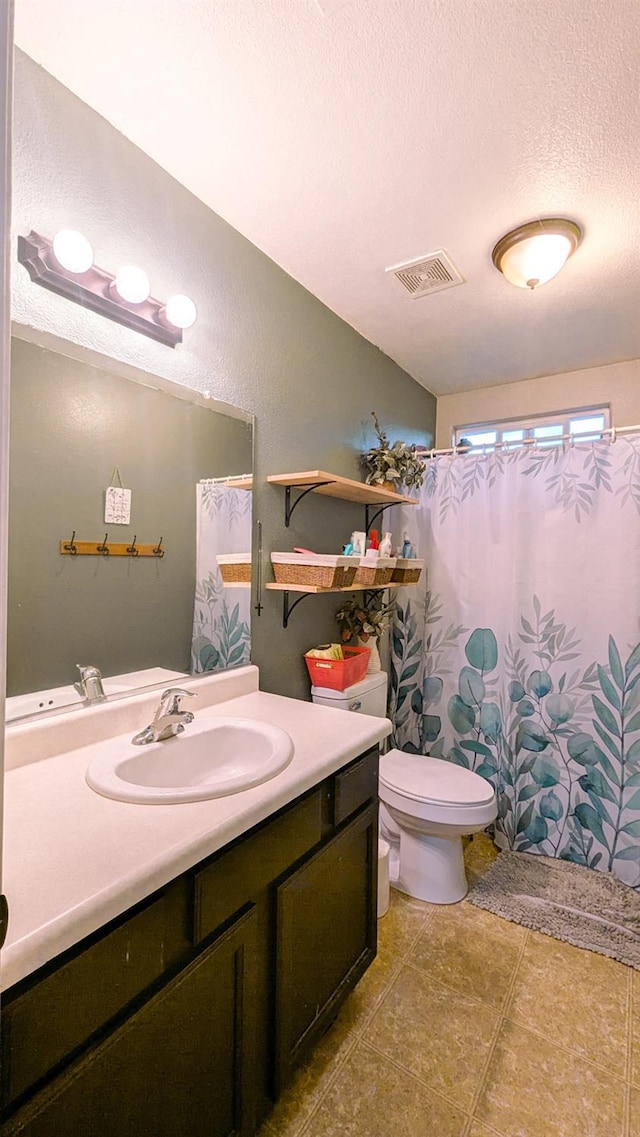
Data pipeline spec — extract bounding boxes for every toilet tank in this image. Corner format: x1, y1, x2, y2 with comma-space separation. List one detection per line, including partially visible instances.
311, 671, 388, 716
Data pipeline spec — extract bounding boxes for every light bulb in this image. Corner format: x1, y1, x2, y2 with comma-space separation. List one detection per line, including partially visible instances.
52, 229, 94, 274
113, 265, 151, 305
499, 233, 573, 290
164, 294, 197, 329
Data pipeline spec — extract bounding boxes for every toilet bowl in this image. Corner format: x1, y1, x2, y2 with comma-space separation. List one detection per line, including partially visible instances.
310, 671, 497, 904
379, 749, 497, 904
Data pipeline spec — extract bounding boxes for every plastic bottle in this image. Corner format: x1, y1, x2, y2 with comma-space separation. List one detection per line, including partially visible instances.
379, 531, 393, 557
369, 529, 379, 550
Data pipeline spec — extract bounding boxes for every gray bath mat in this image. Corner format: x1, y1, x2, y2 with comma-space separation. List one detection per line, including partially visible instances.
469, 851, 640, 969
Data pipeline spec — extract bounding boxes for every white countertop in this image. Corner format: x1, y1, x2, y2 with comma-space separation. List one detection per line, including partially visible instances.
1, 667, 391, 991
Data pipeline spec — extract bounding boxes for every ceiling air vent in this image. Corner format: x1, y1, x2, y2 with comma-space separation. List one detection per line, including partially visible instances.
386, 250, 464, 298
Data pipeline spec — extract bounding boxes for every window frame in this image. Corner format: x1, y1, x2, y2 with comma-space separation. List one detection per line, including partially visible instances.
452, 405, 611, 451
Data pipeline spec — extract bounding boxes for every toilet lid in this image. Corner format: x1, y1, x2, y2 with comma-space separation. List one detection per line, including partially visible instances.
379, 749, 495, 807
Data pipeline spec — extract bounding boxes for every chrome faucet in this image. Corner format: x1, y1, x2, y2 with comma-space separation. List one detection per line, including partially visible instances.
131, 688, 197, 745
75, 664, 106, 705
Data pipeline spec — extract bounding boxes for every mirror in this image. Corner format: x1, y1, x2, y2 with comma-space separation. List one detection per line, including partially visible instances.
6, 334, 254, 723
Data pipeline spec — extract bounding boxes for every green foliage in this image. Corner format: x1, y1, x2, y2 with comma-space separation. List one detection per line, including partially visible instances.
448, 694, 476, 733
528, 670, 553, 698
193, 602, 250, 672
422, 715, 442, 742
465, 628, 498, 672
480, 702, 502, 743
546, 694, 574, 723
335, 595, 395, 641
459, 666, 485, 707
423, 676, 444, 706
361, 411, 426, 489
540, 790, 563, 821
517, 698, 536, 717
516, 723, 549, 753
192, 572, 250, 675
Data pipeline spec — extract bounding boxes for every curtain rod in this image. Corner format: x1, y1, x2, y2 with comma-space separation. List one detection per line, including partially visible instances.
417, 423, 640, 458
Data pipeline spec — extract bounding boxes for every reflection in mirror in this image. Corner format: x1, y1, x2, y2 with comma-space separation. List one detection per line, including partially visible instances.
7, 335, 253, 724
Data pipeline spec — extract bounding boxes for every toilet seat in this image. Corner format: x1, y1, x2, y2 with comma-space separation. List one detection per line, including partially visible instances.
380, 749, 495, 808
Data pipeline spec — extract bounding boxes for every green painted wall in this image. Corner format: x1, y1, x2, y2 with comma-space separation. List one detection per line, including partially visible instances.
12, 49, 436, 701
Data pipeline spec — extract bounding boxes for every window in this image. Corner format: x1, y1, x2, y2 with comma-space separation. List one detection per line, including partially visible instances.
453, 407, 610, 452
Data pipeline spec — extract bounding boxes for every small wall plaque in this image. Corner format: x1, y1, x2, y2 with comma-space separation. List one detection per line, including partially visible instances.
105, 485, 132, 525
105, 468, 131, 525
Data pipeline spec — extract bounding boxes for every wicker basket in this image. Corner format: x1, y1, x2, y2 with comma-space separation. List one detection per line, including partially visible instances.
352, 556, 396, 587
216, 553, 251, 584
271, 553, 357, 589
390, 557, 424, 584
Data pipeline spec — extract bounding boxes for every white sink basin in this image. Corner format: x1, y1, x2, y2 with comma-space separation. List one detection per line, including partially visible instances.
85, 716, 295, 804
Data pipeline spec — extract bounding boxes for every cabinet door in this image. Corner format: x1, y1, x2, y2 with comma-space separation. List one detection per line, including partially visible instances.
274, 805, 377, 1092
2, 906, 258, 1137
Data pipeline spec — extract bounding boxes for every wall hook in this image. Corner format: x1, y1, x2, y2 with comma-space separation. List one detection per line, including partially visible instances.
127, 535, 139, 557
153, 536, 164, 558
97, 533, 110, 556
64, 530, 78, 555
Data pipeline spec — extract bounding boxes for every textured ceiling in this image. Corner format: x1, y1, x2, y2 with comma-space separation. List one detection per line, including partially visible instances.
13, 0, 640, 395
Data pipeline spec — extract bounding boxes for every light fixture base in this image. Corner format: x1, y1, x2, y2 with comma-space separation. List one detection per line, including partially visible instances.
17, 231, 183, 348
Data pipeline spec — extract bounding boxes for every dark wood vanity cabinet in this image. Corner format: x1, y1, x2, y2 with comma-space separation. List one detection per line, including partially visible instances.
275, 805, 377, 1092
0, 747, 379, 1137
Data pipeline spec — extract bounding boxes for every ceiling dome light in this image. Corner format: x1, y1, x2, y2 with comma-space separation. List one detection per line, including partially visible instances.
492, 218, 582, 290
52, 229, 94, 274
113, 265, 151, 305
163, 294, 197, 329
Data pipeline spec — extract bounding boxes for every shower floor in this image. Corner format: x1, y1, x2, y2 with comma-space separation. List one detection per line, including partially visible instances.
260, 834, 638, 1137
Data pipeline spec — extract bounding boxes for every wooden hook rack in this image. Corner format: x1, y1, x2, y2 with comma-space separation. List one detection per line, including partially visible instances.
60, 532, 165, 558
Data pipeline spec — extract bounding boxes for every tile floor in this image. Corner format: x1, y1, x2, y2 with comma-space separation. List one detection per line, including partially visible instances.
260, 834, 640, 1137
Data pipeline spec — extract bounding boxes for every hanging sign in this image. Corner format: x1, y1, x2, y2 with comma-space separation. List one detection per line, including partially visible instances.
104, 466, 132, 525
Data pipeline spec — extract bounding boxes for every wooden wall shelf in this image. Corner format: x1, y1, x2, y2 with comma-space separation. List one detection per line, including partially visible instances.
266, 469, 422, 622
267, 470, 418, 528
266, 581, 415, 627
225, 475, 253, 490
265, 582, 408, 595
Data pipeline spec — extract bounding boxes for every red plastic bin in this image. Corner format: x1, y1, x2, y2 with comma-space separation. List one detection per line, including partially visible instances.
304, 646, 371, 691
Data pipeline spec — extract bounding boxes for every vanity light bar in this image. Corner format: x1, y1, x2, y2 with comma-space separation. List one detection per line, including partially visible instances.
17, 231, 196, 348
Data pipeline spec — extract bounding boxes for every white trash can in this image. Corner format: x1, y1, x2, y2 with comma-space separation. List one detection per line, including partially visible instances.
377, 838, 390, 918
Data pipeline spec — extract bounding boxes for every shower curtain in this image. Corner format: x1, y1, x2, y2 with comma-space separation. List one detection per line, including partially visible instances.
191, 483, 251, 673
389, 435, 640, 888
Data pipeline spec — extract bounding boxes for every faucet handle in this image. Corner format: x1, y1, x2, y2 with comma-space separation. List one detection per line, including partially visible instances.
158, 687, 197, 716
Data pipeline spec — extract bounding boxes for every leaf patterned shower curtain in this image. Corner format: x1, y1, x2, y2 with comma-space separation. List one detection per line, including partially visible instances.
389, 436, 640, 888
191, 483, 251, 673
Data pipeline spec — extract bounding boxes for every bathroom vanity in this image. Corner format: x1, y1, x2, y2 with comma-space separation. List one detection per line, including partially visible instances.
0, 667, 390, 1136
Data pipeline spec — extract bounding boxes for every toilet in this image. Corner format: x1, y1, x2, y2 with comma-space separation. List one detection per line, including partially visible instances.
311, 671, 497, 904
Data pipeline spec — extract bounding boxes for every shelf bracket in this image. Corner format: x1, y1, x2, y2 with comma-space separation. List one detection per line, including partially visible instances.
282, 590, 317, 628
284, 481, 334, 527
363, 588, 393, 605
365, 501, 400, 535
